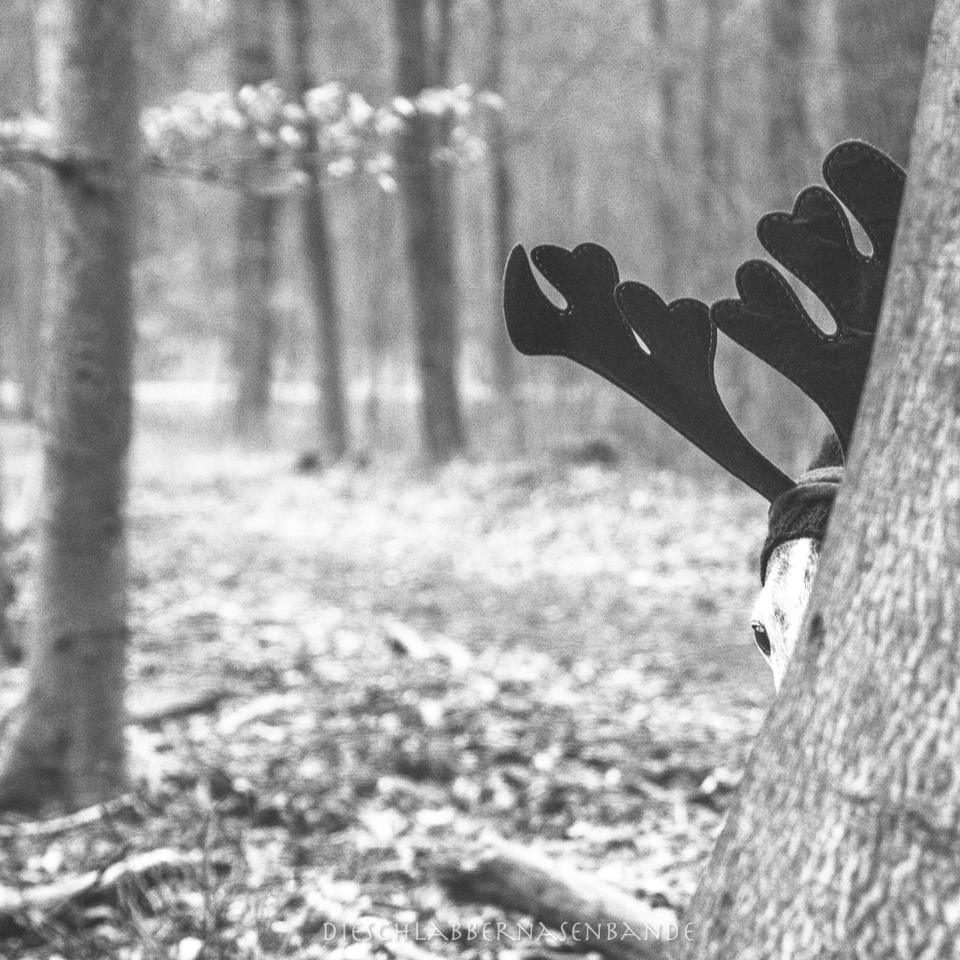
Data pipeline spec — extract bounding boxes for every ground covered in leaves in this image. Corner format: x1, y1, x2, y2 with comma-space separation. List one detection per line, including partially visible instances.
0, 438, 775, 959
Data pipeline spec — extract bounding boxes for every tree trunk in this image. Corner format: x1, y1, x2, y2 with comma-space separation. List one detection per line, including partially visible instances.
763, 0, 824, 464
0, 0, 136, 814
391, 0, 466, 463
0, 0, 45, 420
484, 0, 525, 455
835, 0, 936, 165
16, 181, 45, 421
231, 0, 277, 445
287, 0, 349, 465
680, 3, 960, 953
433, 837, 674, 960
767, 0, 809, 199
649, 0, 683, 301
360, 188, 396, 454
0, 461, 18, 665
699, 0, 725, 299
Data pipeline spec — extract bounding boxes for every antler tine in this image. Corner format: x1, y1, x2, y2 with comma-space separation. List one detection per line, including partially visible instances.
614, 284, 791, 500
503, 242, 793, 501
711, 141, 905, 451
822, 140, 905, 273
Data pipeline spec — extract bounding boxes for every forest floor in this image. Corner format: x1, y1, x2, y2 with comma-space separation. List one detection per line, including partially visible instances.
0, 425, 775, 960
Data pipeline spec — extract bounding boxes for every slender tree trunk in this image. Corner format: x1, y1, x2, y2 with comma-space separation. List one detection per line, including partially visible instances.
700, 0, 755, 437
699, 0, 726, 299
391, 0, 466, 463
0, 0, 136, 813
681, 3, 960, 952
287, 0, 349, 464
17, 184, 45, 421
361, 188, 396, 453
835, 0, 936, 165
767, 0, 809, 199
0, 0, 45, 420
432, 0, 456, 257
232, 0, 277, 444
764, 0, 822, 463
649, 0, 683, 300
0, 457, 18, 665
484, 0, 524, 454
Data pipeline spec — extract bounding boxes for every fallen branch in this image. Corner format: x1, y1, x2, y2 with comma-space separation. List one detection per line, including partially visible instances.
384, 621, 434, 660
129, 686, 233, 728
384, 622, 472, 671
431, 836, 680, 960
217, 691, 303, 736
0, 848, 200, 934
0, 793, 137, 839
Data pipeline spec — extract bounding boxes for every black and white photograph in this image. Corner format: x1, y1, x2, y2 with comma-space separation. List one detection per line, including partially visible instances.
0, 0, 955, 956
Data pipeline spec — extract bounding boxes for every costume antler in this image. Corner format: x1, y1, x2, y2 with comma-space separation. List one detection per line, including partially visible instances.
503, 243, 793, 500
502, 140, 905, 499
711, 141, 905, 450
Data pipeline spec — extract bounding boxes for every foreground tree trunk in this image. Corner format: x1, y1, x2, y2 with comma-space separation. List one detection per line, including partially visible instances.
0, 0, 136, 813
287, 0, 349, 465
391, 0, 466, 462
681, 3, 960, 953
231, 0, 277, 444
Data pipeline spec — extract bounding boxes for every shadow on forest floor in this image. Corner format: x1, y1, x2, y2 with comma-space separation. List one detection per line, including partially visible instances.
0, 422, 774, 958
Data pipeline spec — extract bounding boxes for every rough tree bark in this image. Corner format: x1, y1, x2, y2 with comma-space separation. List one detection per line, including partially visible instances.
231, 0, 277, 444
484, 0, 525, 454
0, 0, 136, 812
680, 3, 960, 953
835, 0, 936, 165
287, 0, 349, 465
391, 0, 466, 463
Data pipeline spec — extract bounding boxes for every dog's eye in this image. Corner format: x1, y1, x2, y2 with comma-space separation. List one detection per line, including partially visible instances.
751, 621, 771, 657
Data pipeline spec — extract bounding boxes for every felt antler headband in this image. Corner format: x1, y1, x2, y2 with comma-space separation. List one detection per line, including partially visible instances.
502, 141, 905, 501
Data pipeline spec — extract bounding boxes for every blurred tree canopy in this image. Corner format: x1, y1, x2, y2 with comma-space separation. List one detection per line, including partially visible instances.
0, 0, 937, 471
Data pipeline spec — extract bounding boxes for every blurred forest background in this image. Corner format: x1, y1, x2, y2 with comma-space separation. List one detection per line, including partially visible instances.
0, 0, 935, 475
0, 1, 944, 954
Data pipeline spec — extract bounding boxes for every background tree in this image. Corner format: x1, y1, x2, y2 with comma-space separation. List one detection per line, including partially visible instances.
648, 0, 682, 301
835, 0, 937, 165
1, 0, 938, 470
483, 0, 524, 454
0, 0, 137, 812
288, 0, 350, 465
231, 0, 277, 444
767, 0, 811, 199
679, 0, 960, 951
391, 0, 466, 463
0, 0, 44, 420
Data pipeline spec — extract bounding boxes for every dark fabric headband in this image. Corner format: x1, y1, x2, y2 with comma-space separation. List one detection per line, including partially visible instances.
760, 466, 844, 583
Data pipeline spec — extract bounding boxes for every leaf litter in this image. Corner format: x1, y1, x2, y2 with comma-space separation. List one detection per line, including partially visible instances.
0, 454, 775, 958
